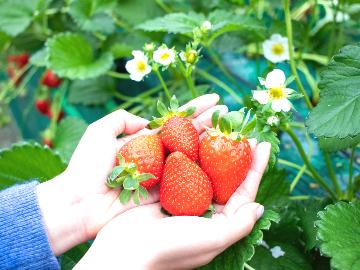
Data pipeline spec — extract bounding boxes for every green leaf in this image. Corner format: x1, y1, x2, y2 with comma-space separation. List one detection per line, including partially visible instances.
0, 0, 37, 37
256, 131, 280, 168
249, 243, 312, 270
69, 0, 116, 34
138, 185, 148, 200
0, 142, 66, 190
123, 176, 139, 190
211, 110, 221, 129
47, 33, 113, 79
137, 12, 205, 34
198, 210, 280, 270
138, 173, 155, 182
119, 189, 132, 204
68, 76, 115, 106
306, 44, 360, 139
53, 117, 88, 163
256, 169, 289, 208
61, 243, 90, 270
30, 48, 48, 67
294, 199, 329, 250
316, 201, 360, 270
318, 134, 360, 152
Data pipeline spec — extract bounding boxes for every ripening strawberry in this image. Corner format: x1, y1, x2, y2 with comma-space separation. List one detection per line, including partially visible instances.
160, 151, 213, 216
199, 110, 253, 205
149, 96, 198, 161
120, 134, 165, 189
41, 70, 62, 88
35, 99, 51, 115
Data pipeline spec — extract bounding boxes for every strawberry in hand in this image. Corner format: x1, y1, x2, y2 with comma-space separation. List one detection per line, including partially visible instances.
107, 134, 165, 204
160, 151, 213, 216
200, 109, 254, 205
150, 96, 199, 161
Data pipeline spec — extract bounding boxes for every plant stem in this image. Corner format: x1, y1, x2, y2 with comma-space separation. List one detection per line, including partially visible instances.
284, 125, 337, 200
206, 47, 246, 93
347, 147, 356, 200
154, 69, 171, 101
323, 152, 342, 196
196, 69, 243, 105
244, 263, 256, 270
283, 0, 313, 110
107, 71, 130, 79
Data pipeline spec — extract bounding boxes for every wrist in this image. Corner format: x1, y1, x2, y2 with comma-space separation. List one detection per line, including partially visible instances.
36, 172, 88, 256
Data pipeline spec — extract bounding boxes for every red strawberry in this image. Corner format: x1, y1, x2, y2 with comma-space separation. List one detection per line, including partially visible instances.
160, 151, 213, 216
41, 70, 62, 88
8, 53, 29, 69
36, 99, 51, 114
160, 116, 199, 161
119, 134, 165, 189
199, 110, 254, 204
149, 96, 198, 161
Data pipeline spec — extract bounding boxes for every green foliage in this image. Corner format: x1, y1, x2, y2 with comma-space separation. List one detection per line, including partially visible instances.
249, 243, 312, 270
316, 201, 360, 270
0, 142, 66, 190
0, 0, 37, 37
53, 117, 88, 163
137, 12, 205, 34
68, 76, 115, 106
198, 210, 280, 270
61, 243, 90, 270
46, 33, 113, 79
307, 44, 360, 141
69, 0, 116, 34
256, 169, 289, 208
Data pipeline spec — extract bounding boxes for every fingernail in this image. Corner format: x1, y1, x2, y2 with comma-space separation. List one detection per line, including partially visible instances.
256, 205, 264, 220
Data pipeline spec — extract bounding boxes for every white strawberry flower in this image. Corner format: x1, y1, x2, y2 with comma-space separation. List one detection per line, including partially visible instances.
153, 46, 176, 66
125, 50, 151, 82
252, 69, 295, 112
262, 34, 290, 63
267, 115, 280, 126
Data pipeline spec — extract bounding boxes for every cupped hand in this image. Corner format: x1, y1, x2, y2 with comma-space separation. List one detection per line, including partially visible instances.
36, 94, 226, 255
75, 141, 271, 270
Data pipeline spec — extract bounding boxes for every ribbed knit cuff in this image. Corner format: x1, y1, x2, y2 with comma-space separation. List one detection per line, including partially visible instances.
0, 181, 60, 270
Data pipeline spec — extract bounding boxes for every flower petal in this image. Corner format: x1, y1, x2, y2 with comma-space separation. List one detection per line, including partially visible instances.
265, 69, 286, 88
253, 90, 270, 105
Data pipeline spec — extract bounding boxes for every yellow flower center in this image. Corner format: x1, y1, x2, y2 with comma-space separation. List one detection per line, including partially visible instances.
271, 43, 284, 56
160, 52, 170, 61
269, 87, 285, 99
136, 61, 146, 72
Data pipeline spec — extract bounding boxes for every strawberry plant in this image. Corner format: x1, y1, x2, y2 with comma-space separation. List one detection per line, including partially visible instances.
0, 0, 360, 269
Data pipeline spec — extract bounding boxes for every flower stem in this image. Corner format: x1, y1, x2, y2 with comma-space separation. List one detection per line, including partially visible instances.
154, 68, 171, 101
347, 147, 356, 201
284, 125, 337, 200
196, 69, 243, 105
107, 71, 130, 79
323, 152, 342, 196
283, 0, 313, 110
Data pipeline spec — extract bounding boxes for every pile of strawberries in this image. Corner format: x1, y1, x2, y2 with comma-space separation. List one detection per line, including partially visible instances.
107, 97, 253, 216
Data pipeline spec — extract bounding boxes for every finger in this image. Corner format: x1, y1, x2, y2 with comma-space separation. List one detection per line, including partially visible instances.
219, 202, 264, 248
115, 128, 156, 151
192, 105, 228, 133
179, 94, 220, 117
222, 142, 270, 216
91, 109, 149, 137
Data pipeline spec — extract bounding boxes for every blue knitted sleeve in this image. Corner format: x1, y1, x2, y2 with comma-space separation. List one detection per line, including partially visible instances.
0, 181, 60, 270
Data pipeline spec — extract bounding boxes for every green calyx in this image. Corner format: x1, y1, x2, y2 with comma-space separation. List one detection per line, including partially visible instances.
149, 95, 196, 129
106, 153, 155, 205
209, 108, 256, 141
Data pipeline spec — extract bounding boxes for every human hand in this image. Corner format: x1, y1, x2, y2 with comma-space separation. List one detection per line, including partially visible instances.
36, 94, 226, 256
75, 140, 271, 270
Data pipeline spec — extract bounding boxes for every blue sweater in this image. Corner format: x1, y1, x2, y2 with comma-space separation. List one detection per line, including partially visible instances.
0, 181, 60, 269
